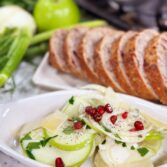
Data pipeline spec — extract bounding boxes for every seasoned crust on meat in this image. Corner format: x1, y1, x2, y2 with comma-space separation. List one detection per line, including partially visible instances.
123, 29, 159, 101
95, 32, 126, 93
49, 29, 69, 72
79, 27, 114, 83
64, 27, 88, 79
144, 33, 167, 104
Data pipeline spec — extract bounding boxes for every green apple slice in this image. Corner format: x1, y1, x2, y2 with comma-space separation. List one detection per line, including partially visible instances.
20, 128, 53, 157
31, 142, 93, 167
20, 128, 93, 166
47, 121, 96, 151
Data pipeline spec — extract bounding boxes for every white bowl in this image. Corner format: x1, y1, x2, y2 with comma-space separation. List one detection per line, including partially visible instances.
0, 90, 167, 167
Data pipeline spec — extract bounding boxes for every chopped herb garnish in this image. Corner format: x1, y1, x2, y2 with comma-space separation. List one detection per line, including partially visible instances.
138, 135, 143, 138
26, 150, 35, 160
122, 143, 127, 147
86, 125, 91, 129
115, 140, 122, 144
21, 130, 57, 160
114, 133, 121, 139
20, 133, 32, 143
71, 117, 82, 122
26, 142, 41, 150
100, 124, 111, 132
131, 146, 135, 150
63, 126, 74, 135
69, 96, 75, 105
115, 140, 126, 147
40, 135, 57, 147
24, 135, 57, 158
137, 147, 149, 157
102, 140, 106, 144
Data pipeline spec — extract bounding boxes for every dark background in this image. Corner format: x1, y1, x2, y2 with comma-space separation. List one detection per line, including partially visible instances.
76, 0, 167, 31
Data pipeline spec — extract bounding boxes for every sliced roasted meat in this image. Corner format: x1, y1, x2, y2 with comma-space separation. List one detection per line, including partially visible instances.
110, 31, 138, 96
64, 27, 89, 79
144, 33, 167, 105
95, 32, 126, 93
79, 27, 114, 83
49, 29, 69, 72
123, 29, 159, 101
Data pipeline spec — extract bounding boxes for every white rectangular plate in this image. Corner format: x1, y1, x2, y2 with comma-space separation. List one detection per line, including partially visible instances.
33, 54, 89, 90
0, 90, 167, 167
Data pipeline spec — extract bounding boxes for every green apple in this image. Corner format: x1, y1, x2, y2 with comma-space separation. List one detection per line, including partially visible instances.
34, 0, 80, 31
20, 127, 94, 166
49, 130, 95, 151
31, 141, 93, 166
46, 121, 96, 151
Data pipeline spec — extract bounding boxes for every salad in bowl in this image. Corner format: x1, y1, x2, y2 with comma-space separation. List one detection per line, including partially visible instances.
18, 85, 167, 167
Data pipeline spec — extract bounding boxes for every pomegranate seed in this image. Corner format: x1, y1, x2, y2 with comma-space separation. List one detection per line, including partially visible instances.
97, 105, 105, 115
110, 115, 117, 124
55, 157, 64, 167
85, 106, 97, 116
90, 108, 97, 116
122, 112, 128, 119
93, 112, 102, 122
73, 121, 83, 130
104, 104, 113, 113
85, 106, 93, 115
134, 121, 144, 131
94, 115, 102, 122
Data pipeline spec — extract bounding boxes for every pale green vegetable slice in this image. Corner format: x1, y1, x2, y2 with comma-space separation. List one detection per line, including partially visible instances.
62, 95, 106, 118
101, 111, 152, 143
47, 121, 96, 151
141, 140, 162, 154
20, 128, 54, 158
20, 128, 93, 166
145, 131, 164, 141
94, 153, 109, 167
98, 138, 162, 166
82, 117, 110, 136
94, 152, 153, 167
31, 142, 93, 167
62, 96, 90, 118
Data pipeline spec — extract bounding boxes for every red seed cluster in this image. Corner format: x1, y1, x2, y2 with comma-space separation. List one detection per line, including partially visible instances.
55, 157, 64, 167
85, 103, 113, 122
